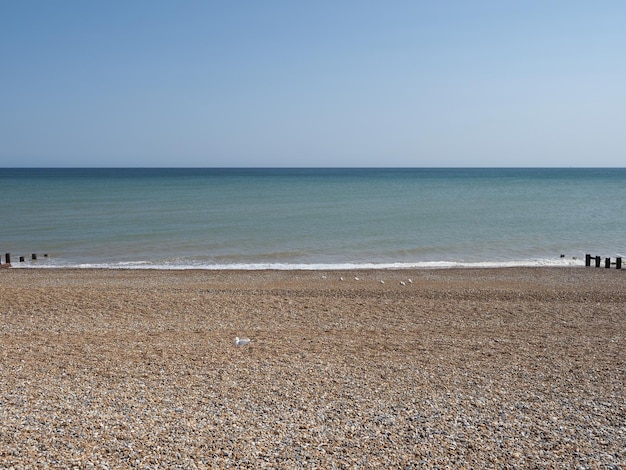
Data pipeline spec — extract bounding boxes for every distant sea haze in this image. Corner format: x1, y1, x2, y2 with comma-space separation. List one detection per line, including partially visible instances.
1, 168, 624, 269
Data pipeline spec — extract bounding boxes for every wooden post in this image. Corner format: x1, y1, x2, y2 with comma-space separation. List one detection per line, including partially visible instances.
617, 257, 622, 270
32, 253, 37, 260
605, 257, 611, 268
5, 253, 10, 264
595, 256, 601, 268
20, 256, 24, 262
585, 254, 591, 267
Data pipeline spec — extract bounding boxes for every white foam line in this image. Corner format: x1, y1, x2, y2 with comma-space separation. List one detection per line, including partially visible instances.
16, 258, 586, 270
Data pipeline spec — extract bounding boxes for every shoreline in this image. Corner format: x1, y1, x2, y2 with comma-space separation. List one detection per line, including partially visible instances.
6, 255, 587, 270
1, 267, 624, 467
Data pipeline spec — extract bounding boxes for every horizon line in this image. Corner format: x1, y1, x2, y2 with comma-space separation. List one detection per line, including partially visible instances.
2, 166, 625, 170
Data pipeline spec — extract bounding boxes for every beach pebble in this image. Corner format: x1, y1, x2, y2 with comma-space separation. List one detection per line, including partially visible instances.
0, 268, 624, 468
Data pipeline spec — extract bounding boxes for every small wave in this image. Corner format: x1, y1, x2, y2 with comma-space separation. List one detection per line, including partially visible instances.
17, 257, 585, 270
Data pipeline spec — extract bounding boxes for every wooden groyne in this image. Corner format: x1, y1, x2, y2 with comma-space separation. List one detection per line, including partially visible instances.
585, 254, 622, 269
0, 253, 10, 268
1, 252, 49, 268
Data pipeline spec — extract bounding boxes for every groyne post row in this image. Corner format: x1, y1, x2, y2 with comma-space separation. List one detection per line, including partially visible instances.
2, 253, 47, 265
585, 254, 622, 269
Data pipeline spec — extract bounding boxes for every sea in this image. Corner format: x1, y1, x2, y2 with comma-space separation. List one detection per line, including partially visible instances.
1, 168, 624, 270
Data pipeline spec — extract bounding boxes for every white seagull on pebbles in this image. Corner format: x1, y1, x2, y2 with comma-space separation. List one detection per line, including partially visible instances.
235, 337, 252, 347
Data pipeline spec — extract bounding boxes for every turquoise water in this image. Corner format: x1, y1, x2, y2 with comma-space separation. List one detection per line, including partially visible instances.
1, 168, 624, 269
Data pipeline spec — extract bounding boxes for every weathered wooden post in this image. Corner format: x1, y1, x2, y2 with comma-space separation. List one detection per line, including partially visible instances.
595, 256, 601, 268
20, 256, 24, 262
605, 257, 611, 268
617, 257, 623, 270
585, 254, 591, 267
32, 253, 37, 260
4, 253, 10, 264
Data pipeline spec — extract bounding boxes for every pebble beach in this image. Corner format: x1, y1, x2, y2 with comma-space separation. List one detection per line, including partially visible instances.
1, 267, 624, 468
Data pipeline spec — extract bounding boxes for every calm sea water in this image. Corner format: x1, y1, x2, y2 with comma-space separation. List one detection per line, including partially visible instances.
1, 168, 624, 269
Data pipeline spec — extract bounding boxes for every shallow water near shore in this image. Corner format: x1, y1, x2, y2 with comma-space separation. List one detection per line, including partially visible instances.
1, 168, 624, 269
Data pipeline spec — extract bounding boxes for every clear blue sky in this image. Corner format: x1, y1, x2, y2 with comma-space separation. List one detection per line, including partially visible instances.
1, 1, 624, 167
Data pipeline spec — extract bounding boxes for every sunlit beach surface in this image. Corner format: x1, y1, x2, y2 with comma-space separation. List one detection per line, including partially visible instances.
1, 267, 624, 467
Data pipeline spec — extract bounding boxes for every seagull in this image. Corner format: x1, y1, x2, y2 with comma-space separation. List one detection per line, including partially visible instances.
408, 279, 413, 284
354, 277, 360, 281
235, 337, 251, 347
400, 281, 406, 286
339, 277, 344, 281
380, 280, 385, 284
